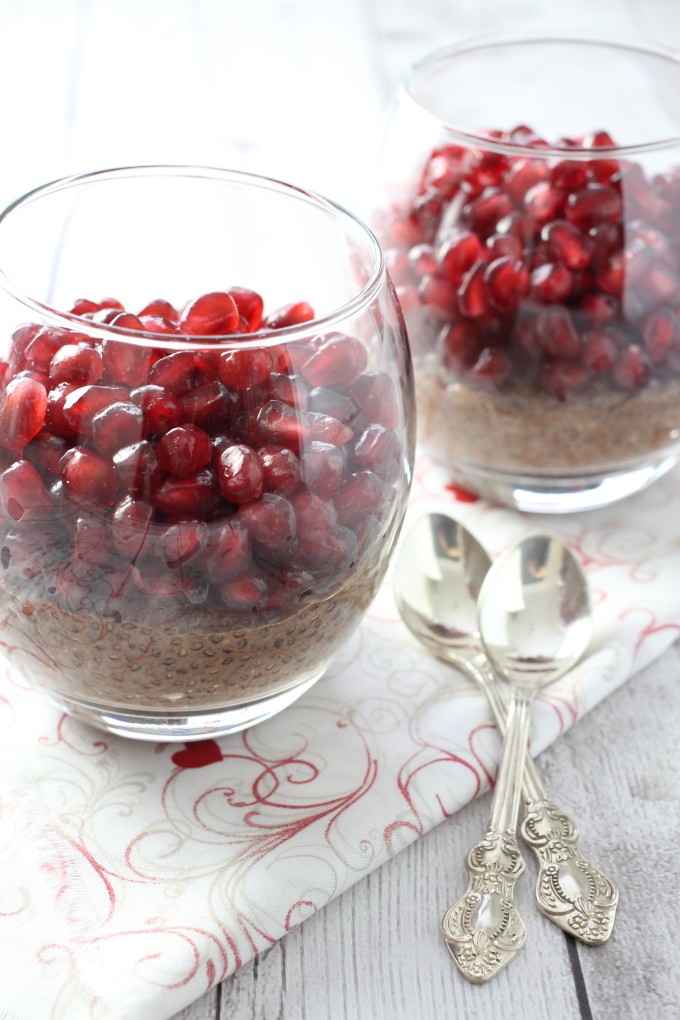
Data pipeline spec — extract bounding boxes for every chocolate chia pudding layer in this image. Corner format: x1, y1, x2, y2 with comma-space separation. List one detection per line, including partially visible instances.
416, 367, 680, 475
0, 545, 387, 713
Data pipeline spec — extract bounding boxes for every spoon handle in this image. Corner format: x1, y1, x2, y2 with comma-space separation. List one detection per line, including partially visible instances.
467, 656, 618, 944
442, 692, 530, 982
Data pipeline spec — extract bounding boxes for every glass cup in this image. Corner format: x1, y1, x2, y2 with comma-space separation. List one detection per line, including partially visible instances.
376, 36, 680, 512
0, 166, 414, 739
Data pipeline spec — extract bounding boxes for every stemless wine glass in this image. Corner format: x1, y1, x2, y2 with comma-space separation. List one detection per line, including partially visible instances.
0, 166, 414, 740
376, 36, 680, 512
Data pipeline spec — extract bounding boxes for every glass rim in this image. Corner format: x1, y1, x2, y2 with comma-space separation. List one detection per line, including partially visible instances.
0, 164, 386, 351
401, 32, 680, 158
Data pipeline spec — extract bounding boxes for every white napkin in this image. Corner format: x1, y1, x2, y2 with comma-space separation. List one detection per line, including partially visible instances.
2, 455, 680, 1020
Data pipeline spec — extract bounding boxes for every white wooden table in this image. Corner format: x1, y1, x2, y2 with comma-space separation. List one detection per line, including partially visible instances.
2, 1, 679, 1017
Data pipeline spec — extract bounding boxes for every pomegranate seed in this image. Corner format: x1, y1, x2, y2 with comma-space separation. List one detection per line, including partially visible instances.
71, 514, 111, 570
60, 447, 116, 505
643, 309, 679, 363
158, 520, 208, 567
463, 188, 513, 235
535, 307, 581, 358
524, 182, 564, 225
24, 327, 74, 373
129, 384, 182, 435
217, 444, 264, 503
180, 381, 239, 430
566, 184, 622, 229
408, 243, 438, 278
549, 160, 589, 191
153, 469, 217, 517
101, 338, 152, 387
302, 335, 367, 387
264, 302, 315, 329
217, 348, 273, 390
439, 231, 486, 286
45, 382, 79, 437
578, 292, 619, 324
70, 298, 101, 316
156, 424, 212, 475
350, 372, 399, 430
49, 343, 103, 385
0, 377, 47, 451
300, 441, 345, 496
486, 233, 523, 261
99, 297, 125, 310
504, 159, 549, 202
179, 292, 239, 335
255, 400, 311, 452
583, 329, 619, 373
216, 574, 268, 612
205, 520, 250, 581
111, 497, 156, 560
113, 441, 162, 501
642, 262, 680, 304
138, 298, 179, 320
0, 460, 52, 522
25, 431, 70, 477
484, 257, 529, 312
62, 385, 129, 435
457, 260, 488, 318
333, 470, 390, 525
294, 526, 357, 575
542, 220, 594, 270
614, 345, 650, 389
442, 321, 482, 372
228, 287, 264, 331
139, 315, 180, 335
91, 401, 144, 457
544, 361, 589, 399
291, 489, 337, 540
469, 347, 511, 385
530, 262, 574, 303
259, 372, 307, 411
131, 562, 207, 602
258, 444, 301, 495
149, 351, 216, 394
307, 387, 358, 424
8, 322, 42, 375
418, 275, 458, 319
596, 252, 624, 298
353, 424, 402, 481
237, 492, 296, 548
307, 412, 353, 445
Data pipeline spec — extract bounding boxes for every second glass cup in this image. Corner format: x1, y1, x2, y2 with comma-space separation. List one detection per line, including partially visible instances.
377, 36, 680, 512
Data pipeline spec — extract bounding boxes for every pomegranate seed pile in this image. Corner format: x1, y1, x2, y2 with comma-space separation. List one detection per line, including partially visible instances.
382, 126, 680, 399
0, 290, 404, 621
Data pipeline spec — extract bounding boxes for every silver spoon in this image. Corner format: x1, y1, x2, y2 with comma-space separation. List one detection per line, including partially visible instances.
394, 517, 617, 981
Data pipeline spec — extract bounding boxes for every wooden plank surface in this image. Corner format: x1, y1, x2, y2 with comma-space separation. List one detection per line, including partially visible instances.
1, 1, 680, 1017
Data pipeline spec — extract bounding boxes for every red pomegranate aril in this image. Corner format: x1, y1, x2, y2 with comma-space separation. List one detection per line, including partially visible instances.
179, 292, 239, 335
486, 232, 523, 261
153, 469, 217, 518
255, 400, 311, 452
579, 292, 619, 324
350, 372, 399, 430
566, 184, 622, 229
158, 520, 208, 568
291, 489, 338, 540
353, 424, 401, 481
614, 344, 651, 389
62, 384, 129, 435
217, 348, 273, 390
111, 497, 155, 560
530, 262, 574, 303
583, 329, 619, 373
138, 298, 179, 320
259, 444, 301, 495
545, 361, 589, 399
443, 321, 483, 372
418, 275, 458, 319
524, 182, 565, 225
227, 287, 264, 332
264, 302, 315, 330
262, 372, 308, 411
463, 188, 513, 235
24, 327, 72, 372
299, 441, 345, 497
217, 444, 264, 503
149, 351, 216, 394
70, 298, 101, 316
236, 493, 297, 549
535, 306, 581, 358
0, 460, 52, 523
307, 387, 358, 425
139, 315, 180, 335
8, 322, 42, 374
458, 260, 489, 318
156, 424, 212, 476
408, 243, 438, 278
102, 338, 152, 387
49, 343, 103, 385
549, 160, 589, 191
469, 347, 511, 385
180, 380, 238, 430
91, 401, 144, 457
45, 382, 78, 437
307, 411, 353, 445
60, 447, 116, 505
113, 441, 162, 501
643, 308, 680, 363
302, 335, 368, 388
25, 431, 70, 477
72, 515, 111, 570
541, 220, 595, 270
642, 262, 680, 304
294, 525, 357, 574
439, 231, 486, 286
204, 520, 250, 582
333, 470, 390, 525
0, 377, 48, 451
504, 159, 549, 203
484, 257, 529, 312
596, 252, 624, 298
216, 574, 268, 612
130, 384, 182, 435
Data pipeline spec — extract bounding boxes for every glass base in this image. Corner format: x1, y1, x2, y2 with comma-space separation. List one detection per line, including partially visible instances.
454, 451, 679, 513
42, 672, 323, 741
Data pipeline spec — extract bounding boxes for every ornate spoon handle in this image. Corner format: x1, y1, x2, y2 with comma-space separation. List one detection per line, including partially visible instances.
465, 655, 618, 945
442, 693, 530, 982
